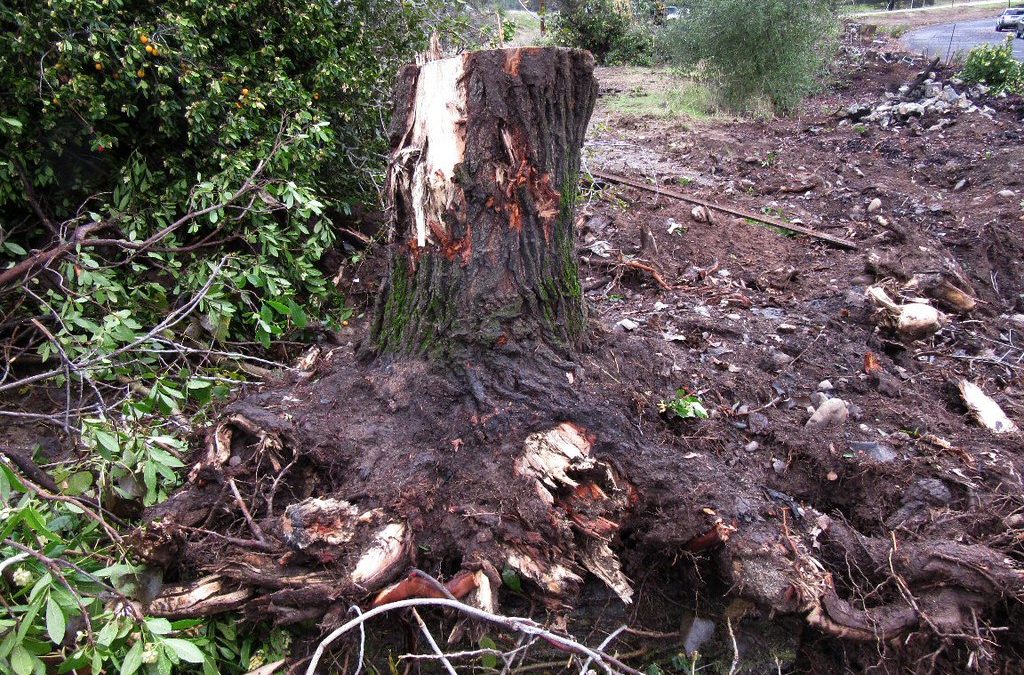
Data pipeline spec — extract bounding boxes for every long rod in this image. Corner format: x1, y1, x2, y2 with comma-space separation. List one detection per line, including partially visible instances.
589, 169, 859, 251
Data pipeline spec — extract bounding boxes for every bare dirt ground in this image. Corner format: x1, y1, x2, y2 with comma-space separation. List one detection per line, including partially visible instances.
564, 30, 1024, 671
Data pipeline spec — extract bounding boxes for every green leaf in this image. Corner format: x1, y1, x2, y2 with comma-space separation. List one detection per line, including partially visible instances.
1, 117, 22, 130
478, 636, 498, 669
46, 596, 66, 644
10, 645, 33, 675
63, 471, 94, 496
144, 617, 173, 635
121, 639, 144, 675
501, 565, 522, 594
163, 637, 205, 664
97, 619, 120, 647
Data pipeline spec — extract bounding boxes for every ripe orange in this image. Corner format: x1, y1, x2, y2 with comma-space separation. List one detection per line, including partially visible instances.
140, 34, 149, 44
313, 92, 320, 100
94, 62, 103, 71
137, 68, 145, 78
146, 44, 155, 55
241, 87, 249, 96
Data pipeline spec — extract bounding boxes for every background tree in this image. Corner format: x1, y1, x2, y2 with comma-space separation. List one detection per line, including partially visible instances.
659, 0, 839, 112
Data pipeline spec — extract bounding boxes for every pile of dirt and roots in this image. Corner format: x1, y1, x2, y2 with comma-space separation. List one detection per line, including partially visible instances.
124, 35, 1024, 674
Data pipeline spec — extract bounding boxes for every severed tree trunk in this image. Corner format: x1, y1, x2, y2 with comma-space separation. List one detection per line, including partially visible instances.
368, 48, 596, 360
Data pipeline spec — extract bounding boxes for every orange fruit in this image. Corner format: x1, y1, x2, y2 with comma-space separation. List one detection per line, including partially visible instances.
152, 48, 159, 57
146, 44, 154, 55
140, 34, 149, 44
241, 87, 249, 96
313, 92, 320, 100
137, 68, 145, 78
94, 62, 103, 71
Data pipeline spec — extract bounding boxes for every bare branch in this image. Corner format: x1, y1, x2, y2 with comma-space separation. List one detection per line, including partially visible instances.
305, 597, 644, 675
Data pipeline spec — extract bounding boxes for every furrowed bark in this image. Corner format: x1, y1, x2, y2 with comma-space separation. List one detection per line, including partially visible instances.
369, 47, 597, 360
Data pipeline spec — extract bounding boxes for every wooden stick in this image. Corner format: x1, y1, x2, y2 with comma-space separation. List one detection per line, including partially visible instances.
589, 169, 858, 251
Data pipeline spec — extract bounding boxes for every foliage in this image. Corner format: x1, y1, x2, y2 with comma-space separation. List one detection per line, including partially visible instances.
960, 39, 1023, 94
0, 0, 467, 671
658, 390, 709, 420
0, 0, 456, 356
658, 0, 839, 113
552, 0, 656, 66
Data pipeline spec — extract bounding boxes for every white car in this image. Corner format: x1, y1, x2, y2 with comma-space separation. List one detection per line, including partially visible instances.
996, 8, 1024, 31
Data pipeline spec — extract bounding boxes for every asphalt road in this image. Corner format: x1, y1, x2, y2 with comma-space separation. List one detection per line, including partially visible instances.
903, 16, 1024, 60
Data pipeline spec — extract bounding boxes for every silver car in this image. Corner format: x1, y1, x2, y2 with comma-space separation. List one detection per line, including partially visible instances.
996, 8, 1024, 31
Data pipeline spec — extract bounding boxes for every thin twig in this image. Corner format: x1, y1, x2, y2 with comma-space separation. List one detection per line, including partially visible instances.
580, 625, 627, 675
304, 598, 644, 675
227, 477, 266, 544
411, 608, 458, 675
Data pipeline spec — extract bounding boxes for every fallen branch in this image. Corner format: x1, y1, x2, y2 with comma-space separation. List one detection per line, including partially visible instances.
305, 597, 644, 675
589, 169, 858, 251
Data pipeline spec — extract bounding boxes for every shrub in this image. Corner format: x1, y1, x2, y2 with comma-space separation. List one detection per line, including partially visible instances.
658, 0, 839, 113
552, 0, 655, 66
960, 39, 1023, 94
0, 0, 462, 671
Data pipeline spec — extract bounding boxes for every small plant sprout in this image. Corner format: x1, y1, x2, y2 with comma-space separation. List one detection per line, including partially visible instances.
658, 389, 710, 420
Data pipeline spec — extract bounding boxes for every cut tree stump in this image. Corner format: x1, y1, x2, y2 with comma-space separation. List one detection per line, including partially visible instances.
369, 47, 596, 359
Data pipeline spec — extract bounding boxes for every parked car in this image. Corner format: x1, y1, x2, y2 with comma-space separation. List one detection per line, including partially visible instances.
1018, 22, 1024, 39
996, 8, 1024, 31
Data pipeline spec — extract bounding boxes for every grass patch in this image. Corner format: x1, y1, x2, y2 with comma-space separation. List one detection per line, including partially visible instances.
605, 82, 719, 120
878, 23, 910, 38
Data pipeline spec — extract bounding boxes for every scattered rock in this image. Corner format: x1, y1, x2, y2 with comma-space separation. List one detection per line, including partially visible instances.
867, 198, 882, 213
953, 178, 968, 192
806, 398, 849, 429
744, 441, 760, 452
772, 459, 787, 475
817, 380, 834, 392
777, 323, 798, 333
850, 441, 897, 463
998, 189, 1016, 199
771, 351, 793, 369
615, 318, 639, 331
690, 205, 711, 223
810, 392, 829, 409
747, 412, 770, 434
906, 478, 953, 506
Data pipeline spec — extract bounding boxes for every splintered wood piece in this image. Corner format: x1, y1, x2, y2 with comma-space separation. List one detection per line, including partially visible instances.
149, 575, 254, 618
578, 539, 633, 604
351, 522, 408, 587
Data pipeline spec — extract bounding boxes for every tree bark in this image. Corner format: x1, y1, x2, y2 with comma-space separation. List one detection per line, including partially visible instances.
368, 47, 597, 360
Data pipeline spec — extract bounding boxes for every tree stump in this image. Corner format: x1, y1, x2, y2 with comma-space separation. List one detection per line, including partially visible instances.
369, 47, 596, 359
